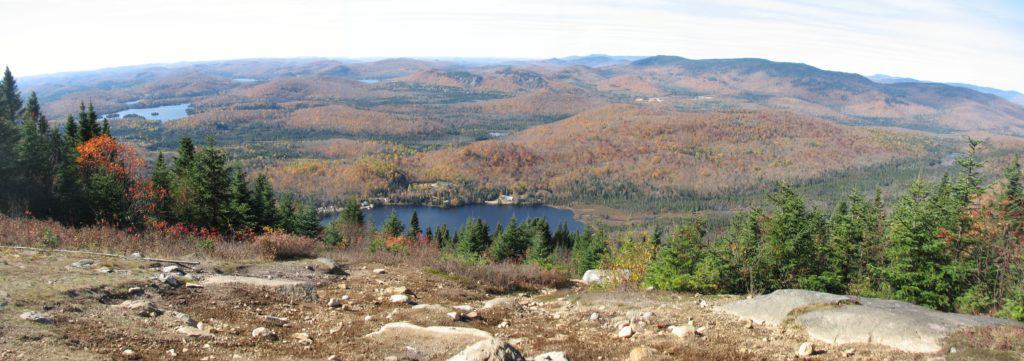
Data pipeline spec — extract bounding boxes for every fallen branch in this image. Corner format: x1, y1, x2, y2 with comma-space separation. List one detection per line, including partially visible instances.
0, 245, 200, 266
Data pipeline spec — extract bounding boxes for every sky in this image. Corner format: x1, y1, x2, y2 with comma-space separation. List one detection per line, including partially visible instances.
1, 0, 1022, 91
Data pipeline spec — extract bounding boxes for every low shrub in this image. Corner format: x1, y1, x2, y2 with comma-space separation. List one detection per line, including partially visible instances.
255, 232, 319, 260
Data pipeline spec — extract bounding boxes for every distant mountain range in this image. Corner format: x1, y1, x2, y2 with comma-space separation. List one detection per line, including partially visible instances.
869, 74, 1024, 106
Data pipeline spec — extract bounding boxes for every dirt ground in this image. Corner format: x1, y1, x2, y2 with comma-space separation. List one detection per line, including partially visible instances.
0, 248, 1021, 361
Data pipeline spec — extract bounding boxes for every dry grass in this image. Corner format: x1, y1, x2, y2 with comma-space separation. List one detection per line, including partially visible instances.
0, 215, 264, 261
254, 232, 320, 260
329, 235, 570, 294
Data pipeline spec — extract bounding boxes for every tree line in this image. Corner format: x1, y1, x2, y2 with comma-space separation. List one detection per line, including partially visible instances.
0, 68, 319, 238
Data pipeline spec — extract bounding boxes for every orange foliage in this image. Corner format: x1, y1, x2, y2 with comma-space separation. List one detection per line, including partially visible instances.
75, 135, 145, 180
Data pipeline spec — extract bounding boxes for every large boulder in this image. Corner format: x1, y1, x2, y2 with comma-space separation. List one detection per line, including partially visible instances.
447, 338, 525, 361
717, 289, 1023, 353
580, 269, 631, 286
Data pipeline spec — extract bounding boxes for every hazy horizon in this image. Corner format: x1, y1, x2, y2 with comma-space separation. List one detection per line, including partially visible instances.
2, 0, 1022, 91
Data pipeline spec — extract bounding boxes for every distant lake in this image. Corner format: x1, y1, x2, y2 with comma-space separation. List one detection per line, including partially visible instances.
111, 103, 190, 122
358, 79, 380, 84
322, 204, 586, 233
233, 78, 258, 82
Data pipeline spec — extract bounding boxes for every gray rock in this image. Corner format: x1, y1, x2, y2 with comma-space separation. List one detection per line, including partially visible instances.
20, 311, 54, 324
447, 338, 525, 361
719, 289, 1022, 354
327, 298, 343, 308
158, 273, 181, 287
176, 325, 213, 338
251, 327, 276, 340
389, 294, 411, 303
71, 259, 95, 268
627, 347, 657, 361
796, 296, 1018, 353
161, 265, 182, 274
796, 342, 815, 356
313, 258, 344, 274
482, 297, 517, 310
116, 300, 163, 317
716, 289, 852, 326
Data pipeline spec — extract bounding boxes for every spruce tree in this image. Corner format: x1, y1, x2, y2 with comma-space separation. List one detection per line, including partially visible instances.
0, 67, 22, 122
340, 198, 364, 226
407, 211, 421, 238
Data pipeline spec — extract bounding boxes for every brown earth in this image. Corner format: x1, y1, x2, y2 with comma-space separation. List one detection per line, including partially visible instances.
0, 248, 1020, 361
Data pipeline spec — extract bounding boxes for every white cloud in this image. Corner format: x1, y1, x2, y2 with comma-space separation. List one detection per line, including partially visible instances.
0, 0, 1021, 90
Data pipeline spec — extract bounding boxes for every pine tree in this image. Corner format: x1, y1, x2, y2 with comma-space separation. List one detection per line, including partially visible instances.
77, 102, 100, 142
570, 228, 606, 276
455, 218, 490, 256
0, 67, 21, 212
63, 115, 78, 144
251, 174, 278, 228
226, 170, 255, 231
435, 224, 451, 248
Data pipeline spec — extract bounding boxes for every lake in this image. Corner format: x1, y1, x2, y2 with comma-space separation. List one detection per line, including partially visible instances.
358, 79, 380, 84
322, 204, 586, 233
111, 103, 190, 122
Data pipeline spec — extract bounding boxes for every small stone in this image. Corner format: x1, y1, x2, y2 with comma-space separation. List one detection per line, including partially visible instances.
122, 349, 136, 357
71, 259, 95, 268
19, 311, 54, 324
534, 351, 569, 361
167, 349, 178, 357
264, 315, 288, 325
949, 347, 957, 354
364, 315, 373, 322
744, 319, 754, 329
251, 327, 276, 340
327, 356, 338, 361
341, 295, 350, 301
339, 283, 348, 290
117, 300, 162, 317
128, 252, 143, 259
627, 346, 657, 361
176, 325, 213, 338
841, 349, 855, 357
590, 312, 600, 321
669, 324, 697, 338
96, 267, 112, 273
327, 298, 342, 308
158, 273, 181, 287
291, 332, 313, 345
389, 294, 410, 303
161, 265, 182, 274
453, 305, 474, 312
617, 326, 634, 338
796, 342, 815, 357
372, 268, 386, 274
384, 286, 409, 295
128, 286, 144, 295
466, 311, 480, 319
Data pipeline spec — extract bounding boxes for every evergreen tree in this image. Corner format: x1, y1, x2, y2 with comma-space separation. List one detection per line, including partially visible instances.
570, 228, 606, 276
0, 67, 22, 122
251, 174, 278, 227
645, 219, 720, 292
407, 211, 421, 238
723, 210, 765, 294
15, 93, 54, 216
0, 67, 21, 211
552, 222, 572, 249
77, 102, 100, 142
877, 179, 970, 311
381, 211, 404, 238
434, 224, 451, 248
63, 115, 78, 144
455, 218, 490, 256
489, 216, 530, 262
339, 198, 364, 226
762, 183, 826, 291
226, 170, 255, 231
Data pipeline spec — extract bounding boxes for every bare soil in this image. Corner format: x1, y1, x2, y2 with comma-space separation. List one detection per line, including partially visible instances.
0, 248, 1019, 360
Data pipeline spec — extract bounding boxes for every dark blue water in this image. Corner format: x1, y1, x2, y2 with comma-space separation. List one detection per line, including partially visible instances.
112, 103, 190, 122
322, 204, 586, 233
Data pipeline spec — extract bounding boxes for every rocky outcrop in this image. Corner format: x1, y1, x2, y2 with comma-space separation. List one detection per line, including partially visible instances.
717, 289, 1022, 353
447, 338, 525, 361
